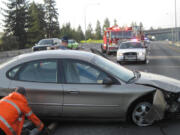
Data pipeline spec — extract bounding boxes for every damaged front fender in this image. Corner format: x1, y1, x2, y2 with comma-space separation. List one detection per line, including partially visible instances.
145, 90, 167, 123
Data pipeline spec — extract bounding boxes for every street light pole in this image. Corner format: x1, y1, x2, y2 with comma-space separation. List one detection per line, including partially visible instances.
174, 0, 177, 41
84, 6, 87, 42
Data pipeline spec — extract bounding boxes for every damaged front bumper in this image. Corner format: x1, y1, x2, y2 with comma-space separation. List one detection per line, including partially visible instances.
145, 89, 180, 123
145, 90, 167, 123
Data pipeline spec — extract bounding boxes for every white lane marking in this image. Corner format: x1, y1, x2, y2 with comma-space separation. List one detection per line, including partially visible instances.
149, 56, 180, 59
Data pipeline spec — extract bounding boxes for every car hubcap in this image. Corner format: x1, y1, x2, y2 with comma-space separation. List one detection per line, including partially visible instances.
132, 102, 152, 126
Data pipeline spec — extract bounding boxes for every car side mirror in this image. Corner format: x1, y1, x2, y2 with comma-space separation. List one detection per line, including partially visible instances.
103, 77, 114, 85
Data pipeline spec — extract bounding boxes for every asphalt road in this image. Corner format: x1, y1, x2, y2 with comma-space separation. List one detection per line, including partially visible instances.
52, 41, 180, 135
114, 41, 180, 80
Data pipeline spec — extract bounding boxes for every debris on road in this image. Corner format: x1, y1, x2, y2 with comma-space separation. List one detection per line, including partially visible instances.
22, 122, 59, 135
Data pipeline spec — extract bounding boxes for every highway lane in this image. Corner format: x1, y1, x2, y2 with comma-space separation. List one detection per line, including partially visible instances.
124, 41, 180, 80
53, 41, 180, 135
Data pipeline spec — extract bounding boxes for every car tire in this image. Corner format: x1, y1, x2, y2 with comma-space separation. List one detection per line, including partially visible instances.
131, 101, 153, 127
106, 50, 110, 55
142, 58, 147, 64
117, 61, 122, 65
101, 45, 105, 53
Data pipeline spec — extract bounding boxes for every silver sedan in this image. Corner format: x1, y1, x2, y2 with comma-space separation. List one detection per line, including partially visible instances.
0, 50, 180, 126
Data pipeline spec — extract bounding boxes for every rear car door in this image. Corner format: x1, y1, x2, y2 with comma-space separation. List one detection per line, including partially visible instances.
8, 59, 63, 117
62, 59, 125, 118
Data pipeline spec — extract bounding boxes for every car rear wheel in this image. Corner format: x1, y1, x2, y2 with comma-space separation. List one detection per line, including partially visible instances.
132, 102, 153, 126
101, 45, 106, 53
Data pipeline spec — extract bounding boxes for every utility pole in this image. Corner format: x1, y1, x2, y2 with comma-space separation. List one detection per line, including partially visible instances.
174, 0, 177, 41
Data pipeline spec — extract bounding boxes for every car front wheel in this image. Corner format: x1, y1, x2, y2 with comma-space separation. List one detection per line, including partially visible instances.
132, 102, 153, 126
101, 45, 106, 53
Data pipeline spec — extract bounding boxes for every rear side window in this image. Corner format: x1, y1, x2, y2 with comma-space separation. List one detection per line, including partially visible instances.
63, 60, 108, 84
8, 66, 21, 79
17, 60, 57, 83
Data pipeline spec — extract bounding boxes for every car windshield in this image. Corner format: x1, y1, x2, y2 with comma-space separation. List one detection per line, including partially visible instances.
111, 31, 132, 39
68, 40, 75, 43
120, 42, 144, 49
93, 55, 134, 82
38, 39, 53, 45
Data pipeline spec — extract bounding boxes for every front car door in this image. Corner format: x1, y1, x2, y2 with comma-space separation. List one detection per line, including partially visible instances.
8, 59, 63, 117
62, 59, 127, 118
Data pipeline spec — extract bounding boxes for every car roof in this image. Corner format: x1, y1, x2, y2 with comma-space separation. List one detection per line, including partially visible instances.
10, 50, 95, 66
68, 39, 75, 41
40, 38, 59, 41
121, 41, 141, 44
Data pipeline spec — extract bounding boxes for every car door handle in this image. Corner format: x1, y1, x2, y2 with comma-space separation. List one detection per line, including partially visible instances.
66, 91, 80, 94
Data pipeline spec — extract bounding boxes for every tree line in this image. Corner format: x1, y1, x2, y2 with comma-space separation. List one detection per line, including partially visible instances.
0, 0, 60, 50
0, 0, 143, 51
0, 0, 111, 51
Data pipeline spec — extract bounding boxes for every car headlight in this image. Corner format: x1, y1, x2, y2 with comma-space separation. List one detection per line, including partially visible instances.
47, 47, 51, 50
117, 52, 123, 56
138, 52, 145, 56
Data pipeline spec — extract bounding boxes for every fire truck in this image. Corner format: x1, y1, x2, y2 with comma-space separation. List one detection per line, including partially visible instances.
101, 25, 144, 55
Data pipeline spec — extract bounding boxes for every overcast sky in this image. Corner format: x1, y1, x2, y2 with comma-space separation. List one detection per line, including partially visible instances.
0, 0, 180, 32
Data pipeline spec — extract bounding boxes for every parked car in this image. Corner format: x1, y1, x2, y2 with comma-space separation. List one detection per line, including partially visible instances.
117, 41, 148, 64
32, 38, 61, 51
144, 37, 150, 44
144, 37, 151, 52
68, 39, 79, 49
0, 50, 180, 126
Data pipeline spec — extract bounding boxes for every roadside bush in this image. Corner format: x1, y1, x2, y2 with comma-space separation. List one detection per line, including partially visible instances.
81, 39, 103, 44
1, 35, 19, 51
0, 38, 2, 51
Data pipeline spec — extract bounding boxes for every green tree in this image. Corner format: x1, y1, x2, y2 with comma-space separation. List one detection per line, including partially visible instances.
114, 19, 117, 26
1, 34, 19, 50
2, 0, 29, 49
44, 0, 60, 38
60, 24, 84, 41
95, 20, 102, 40
86, 24, 93, 39
150, 26, 154, 30
76, 25, 84, 41
131, 22, 138, 27
103, 18, 110, 31
27, 2, 46, 45
60, 23, 73, 38
139, 22, 143, 30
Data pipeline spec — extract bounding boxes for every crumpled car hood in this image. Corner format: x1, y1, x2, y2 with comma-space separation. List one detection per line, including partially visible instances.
135, 72, 180, 93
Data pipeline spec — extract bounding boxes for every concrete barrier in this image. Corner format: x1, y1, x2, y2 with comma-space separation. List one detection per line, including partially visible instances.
0, 48, 31, 59
0, 43, 98, 64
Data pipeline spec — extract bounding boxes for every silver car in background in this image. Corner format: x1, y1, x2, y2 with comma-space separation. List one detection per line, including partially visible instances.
0, 50, 180, 127
117, 41, 148, 64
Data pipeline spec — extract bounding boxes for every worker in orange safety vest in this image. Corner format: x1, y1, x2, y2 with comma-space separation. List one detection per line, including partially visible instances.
0, 87, 45, 135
